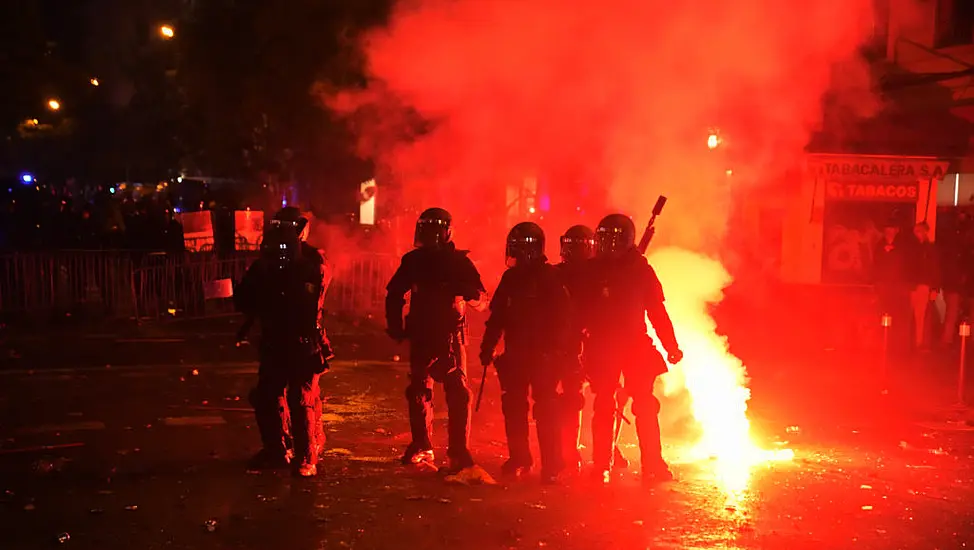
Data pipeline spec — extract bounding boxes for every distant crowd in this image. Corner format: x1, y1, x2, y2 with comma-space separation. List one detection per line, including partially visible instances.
0, 183, 185, 252
874, 214, 974, 350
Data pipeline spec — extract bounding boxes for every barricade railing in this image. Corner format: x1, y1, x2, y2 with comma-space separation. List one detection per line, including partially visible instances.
0, 251, 136, 318
0, 250, 400, 322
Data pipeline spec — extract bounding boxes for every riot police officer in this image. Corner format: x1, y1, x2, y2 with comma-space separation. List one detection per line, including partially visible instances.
556, 225, 632, 473
555, 225, 594, 472
481, 222, 573, 483
386, 207, 487, 473
235, 207, 334, 477
581, 213, 683, 486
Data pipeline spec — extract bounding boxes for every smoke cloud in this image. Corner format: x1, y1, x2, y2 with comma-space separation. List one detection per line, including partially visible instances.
330, 0, 881, 458
332, 0, 878, 265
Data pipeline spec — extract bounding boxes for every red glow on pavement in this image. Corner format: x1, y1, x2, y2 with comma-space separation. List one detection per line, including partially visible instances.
332, 0, 879, 494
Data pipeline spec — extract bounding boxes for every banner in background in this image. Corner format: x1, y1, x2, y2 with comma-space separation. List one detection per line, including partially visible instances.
177, 211, 215, 253
235, 210, 264, 250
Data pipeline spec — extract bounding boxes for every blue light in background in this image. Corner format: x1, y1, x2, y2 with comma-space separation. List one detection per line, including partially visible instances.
21, 174, 33, 184
109, 187, 115, 194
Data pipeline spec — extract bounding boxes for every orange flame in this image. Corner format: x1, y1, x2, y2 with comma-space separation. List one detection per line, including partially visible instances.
650, 247, 793, 499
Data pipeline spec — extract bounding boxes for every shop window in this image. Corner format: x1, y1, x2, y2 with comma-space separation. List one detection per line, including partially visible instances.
821, 201, 916, 284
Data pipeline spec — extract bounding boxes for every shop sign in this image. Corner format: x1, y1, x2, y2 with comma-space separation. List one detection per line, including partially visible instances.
825, 182, 919, 202
809, 156, 949, 181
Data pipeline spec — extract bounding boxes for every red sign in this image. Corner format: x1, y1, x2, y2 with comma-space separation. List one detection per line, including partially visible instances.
808, 156, 949, 181
176, 211, 215, 252
234, 210, 264, 251
825, 182, 919, 202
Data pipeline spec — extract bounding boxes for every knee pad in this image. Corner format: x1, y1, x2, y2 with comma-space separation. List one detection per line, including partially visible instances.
449, 384, 472, 405
296, 389, 317, 408
631, 394, 660, 418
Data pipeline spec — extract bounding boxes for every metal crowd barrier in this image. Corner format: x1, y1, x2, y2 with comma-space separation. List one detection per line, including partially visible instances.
0, 250, 400, 322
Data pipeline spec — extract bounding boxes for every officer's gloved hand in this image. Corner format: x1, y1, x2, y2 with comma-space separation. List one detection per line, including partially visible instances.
666, 348, 684, 365
386, 327, 406, 342
320, 342, 336, 362
479, 349, 494, 367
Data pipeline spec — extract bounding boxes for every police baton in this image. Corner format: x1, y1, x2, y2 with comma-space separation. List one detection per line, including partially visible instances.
475, 360, 489, 412
612, 386, 633, 447
637, 195, 667, 255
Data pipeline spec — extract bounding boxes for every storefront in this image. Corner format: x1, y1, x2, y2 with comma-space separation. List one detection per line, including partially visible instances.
780, 154, 950, 284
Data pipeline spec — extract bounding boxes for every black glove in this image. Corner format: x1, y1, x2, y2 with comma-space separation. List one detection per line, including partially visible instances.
667, 348, 684, 365
479, 349, 494, 367
320, 341, 335, 362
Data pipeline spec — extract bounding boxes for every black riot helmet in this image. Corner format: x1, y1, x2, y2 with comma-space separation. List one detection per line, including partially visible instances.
560, 224, 595, 263
414, 207, 452, 248
261, 207, 307, 269
506, 222, 546, 267
595, 214, 636, 257
271, 206, 309, 238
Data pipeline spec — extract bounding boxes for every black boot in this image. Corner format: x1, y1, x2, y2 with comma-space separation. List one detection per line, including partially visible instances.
247, 448, 291, 471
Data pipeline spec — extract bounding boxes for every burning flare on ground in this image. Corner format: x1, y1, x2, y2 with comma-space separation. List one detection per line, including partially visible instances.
650, 247, 793, 497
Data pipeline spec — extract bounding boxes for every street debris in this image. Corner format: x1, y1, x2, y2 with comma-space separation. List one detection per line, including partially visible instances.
444, 465, 497, 485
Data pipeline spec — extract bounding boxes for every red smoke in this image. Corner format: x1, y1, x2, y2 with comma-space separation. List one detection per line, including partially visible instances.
331, 0, 878, 272
329, 0, 884, 473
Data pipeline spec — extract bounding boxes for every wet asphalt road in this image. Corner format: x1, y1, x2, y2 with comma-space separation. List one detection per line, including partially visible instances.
1, 322, 974, 549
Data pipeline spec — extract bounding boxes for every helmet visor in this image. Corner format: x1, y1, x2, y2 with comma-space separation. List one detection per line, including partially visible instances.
560, 235, 594, 262
595, 226, 631, 255
414, 218, 451, 248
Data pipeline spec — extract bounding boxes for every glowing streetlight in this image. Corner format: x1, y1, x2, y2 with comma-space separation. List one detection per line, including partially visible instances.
90, 78, 100, 87
707, 132, 720, 150
159, 25, 175, 39
47, 99, 61, 111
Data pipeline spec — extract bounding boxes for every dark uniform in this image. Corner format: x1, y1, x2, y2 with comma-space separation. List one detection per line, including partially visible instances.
555, 225, 595, 472
386, 208, 487, 471
235, 207, 333, 477
481, 222, 572, 483
557, 225, 631, 472
581, 214, 682, 485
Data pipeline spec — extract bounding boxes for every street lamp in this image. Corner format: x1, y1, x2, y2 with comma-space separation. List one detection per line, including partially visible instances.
159, 24, 175, 39
90, 78, 100, 87
707, 131, 721, 150
47, 99, 61, 111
